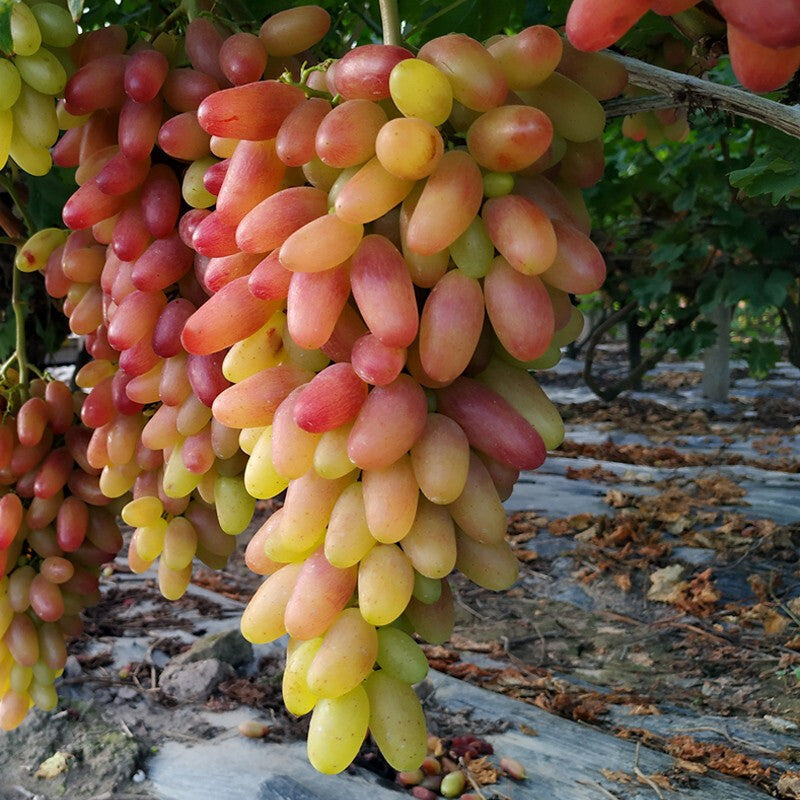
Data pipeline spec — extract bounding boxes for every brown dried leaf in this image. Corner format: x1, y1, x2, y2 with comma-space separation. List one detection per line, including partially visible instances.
601, 768, 632, 784
777, 771, 800, 799
466, 756, 499, 786
647, 564, 686, 603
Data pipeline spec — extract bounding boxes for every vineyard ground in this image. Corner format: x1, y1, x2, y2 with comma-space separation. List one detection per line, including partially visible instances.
1, 352, 798, 800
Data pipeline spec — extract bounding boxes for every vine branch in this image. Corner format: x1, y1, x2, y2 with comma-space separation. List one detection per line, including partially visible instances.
603, 53, 800, 139
378, 0, 402, 47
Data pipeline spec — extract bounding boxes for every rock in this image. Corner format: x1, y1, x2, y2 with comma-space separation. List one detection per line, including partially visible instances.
159, 659, 235, 703
170, 629, 253, 668
64, 655, 83, 678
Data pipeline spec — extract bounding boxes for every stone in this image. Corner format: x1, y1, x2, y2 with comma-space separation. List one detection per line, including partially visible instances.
63, 655, 82, 678
159, 659, 235, 703
170, 629, 253, 668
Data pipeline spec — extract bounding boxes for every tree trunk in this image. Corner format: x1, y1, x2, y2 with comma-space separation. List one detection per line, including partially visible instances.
702, 304, 731, 402
626, 315, 643, 389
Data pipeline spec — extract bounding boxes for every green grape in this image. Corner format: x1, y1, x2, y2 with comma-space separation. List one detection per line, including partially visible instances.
182, 157, 219, 209
412, 572, 441, 604
8, 124, 51, 175
376, 627, 429, 685
449, 217, 494, 278
482, 171, 515, 197
0, 60, 22, 110
11, 83, 58, 148
14, 48, 67, 95
10, 2, 42, 56
214, 475, 255, 535
307, 685, 370, 774
30, 2, 78, 48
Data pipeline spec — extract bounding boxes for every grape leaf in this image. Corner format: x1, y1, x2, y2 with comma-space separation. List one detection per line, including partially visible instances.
68, 0, 85, 23
0, 0, 13, 55
728, 131, 800, 203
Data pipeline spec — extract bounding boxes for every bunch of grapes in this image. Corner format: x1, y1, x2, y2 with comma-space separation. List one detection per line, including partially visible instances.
0, 0, 79, 175
0, 372, 123, 731
154, 7, 611, 775
13, 1, 614, 775
566, 0, 800, 93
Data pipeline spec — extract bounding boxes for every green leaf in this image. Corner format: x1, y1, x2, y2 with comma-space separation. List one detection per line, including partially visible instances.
0, 0, 12, 55
68, 0, 85, 23
737, 339, 781, 379
728, 131, 800, 203
629, 272, 671, 306
25, 167, 76, 231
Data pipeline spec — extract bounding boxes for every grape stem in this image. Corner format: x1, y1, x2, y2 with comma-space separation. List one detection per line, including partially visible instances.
603, 52, 800, 140
148, 1, 187, 40
0, 173, 34, 237
9, 267, 30, 397
378, 0, 403, 47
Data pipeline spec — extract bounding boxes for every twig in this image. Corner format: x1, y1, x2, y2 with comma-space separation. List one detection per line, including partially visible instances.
458, 757, 488, 800
409, 0, 469, 37
604, 52, 800, 139
679, 725, 777, 755
576, 779, 621, 800
0, 173, 34, 235
633, 742, 665, 800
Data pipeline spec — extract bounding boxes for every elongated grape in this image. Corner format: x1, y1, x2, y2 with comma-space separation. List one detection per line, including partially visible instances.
540, 220, 606, 294
455, 528, 518, 591
726, 24, 800, 93
333, 44, 413, 101
212, 364, 313, 428
307, 685, 369, 775
197, 81, 304, 140
350, 235, 418, 348
375, 117, 444, 181
287, 263, 350, 350
279, 214, 363, 273
293, 364, 367, 434
284, 549, 357, 640
362, 454, 418, 543
241, 562, 302, 643
283, 637, 322, 716
219, 32, 268, 86
405, 150, 483, 255
467, 106, 552, 173
351, 334, 406, 387
316, 99, 387, 168
348, 375, 427, 470
364, 671, 427, 771
324, 482, 375, 568
488, 25, 562, 89
334, 157, 414, 225
484, 256, 554, 361
276, 97, 331, 166
437, 377, 546, 471
259, 6, 331, 57
306, 608, 377, 698
376, 627, 429, 685
313, 422, 356, 480
358, 544, 414, 626
418, 34, 507, 112
401, 496, 457, 579
448, 452, 507, 545
556, 40, 629, 101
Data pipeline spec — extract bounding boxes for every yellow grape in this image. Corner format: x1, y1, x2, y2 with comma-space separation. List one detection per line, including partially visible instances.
399, 497, 456, 579
410, 413, 470, 505
29, 681, 57, 711
324, 482, 375, 569
239, 426, 267, 455
15, 48, 68, 95
99, 461, 139, 498
313, 421, 357, 479
0, 690, 30, 731
222, 313, 286, 382
262, 508, 317, 564
279, 469, 355, 552
389, 58, 453, 126
30, 2, 78, 48
10, 2, 42, 56
244, 426, 290, 499
306, 608, 377, 698
307, 685, 370, 775
162, 517, 198, 571
162, 445, 203, 498
375, 627, 429, 685
283, 637, 322, 716
362, 455, 419, 544
0, 60, 22, 110
210, 135, 238, 158
374, 117, 444, 181
448, 452, 507, 545
135, 518, 168, 562
334, 156, 414, 225
158, 560, 192, 601
455, 528, 519, 590
363, 671, 427, 771
214, 475, 255, 535
14, 227, 67, 273
240, 562, 302, 644
358, 544, 414, 626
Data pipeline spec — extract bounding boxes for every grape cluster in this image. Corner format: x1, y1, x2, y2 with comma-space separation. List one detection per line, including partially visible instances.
0, 0, 78, 175
168, 8, 609, 775
17, 3, 612, 775
566, 0, 800, 93
0, 375, 122, 730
